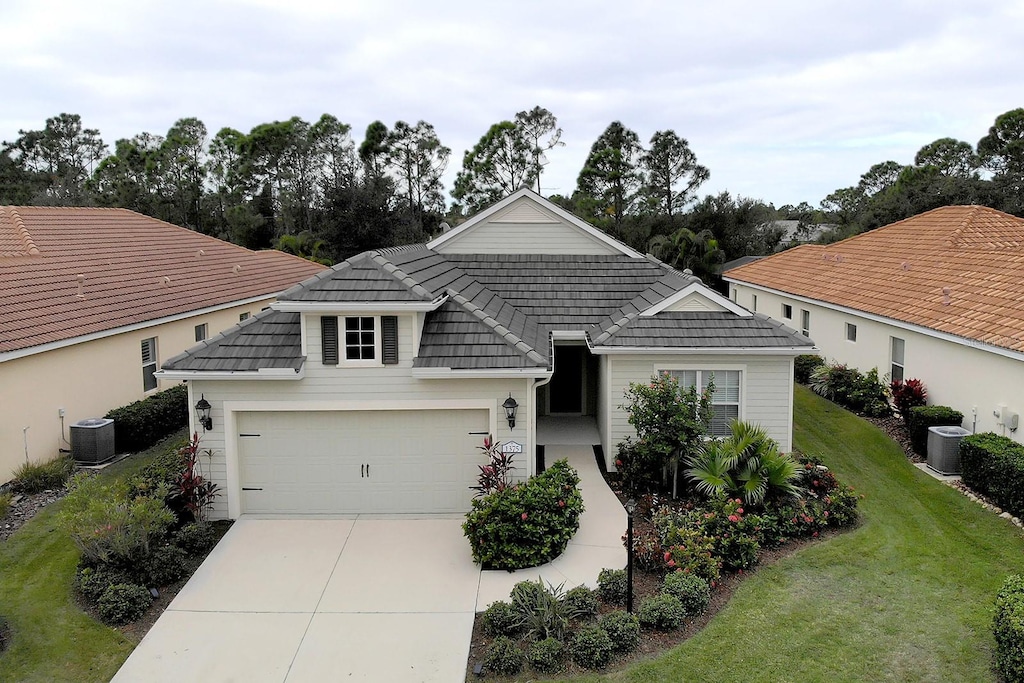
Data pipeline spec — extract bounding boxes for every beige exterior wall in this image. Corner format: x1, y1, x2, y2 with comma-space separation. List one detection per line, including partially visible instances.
189, 313, 537, 519
599, 352, 796, 467
729, 281, 1024, 444
0, 299, 273, 483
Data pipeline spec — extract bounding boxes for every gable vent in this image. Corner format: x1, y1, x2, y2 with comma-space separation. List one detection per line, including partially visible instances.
382, 316, 399, 365
321, 316, 339, 365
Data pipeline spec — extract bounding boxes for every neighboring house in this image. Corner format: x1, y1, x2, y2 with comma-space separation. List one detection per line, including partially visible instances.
0, 206, 328, 483
160, 190, 813, 520
725, 205, 1024, 444
769, 219, 833, 248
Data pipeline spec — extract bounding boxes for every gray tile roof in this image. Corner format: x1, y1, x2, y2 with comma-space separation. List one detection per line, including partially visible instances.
163, 310, 303, 372
164, 248, 813, 373
596, 311, 812, 348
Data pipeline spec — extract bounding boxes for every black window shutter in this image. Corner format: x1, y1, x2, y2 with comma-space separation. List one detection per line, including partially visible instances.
321, 316, 339, 365
382, 316, 399, 365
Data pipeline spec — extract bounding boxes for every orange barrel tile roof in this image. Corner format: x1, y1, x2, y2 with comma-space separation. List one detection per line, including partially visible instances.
0, 206, 329, 354
725, 205, 1024, 353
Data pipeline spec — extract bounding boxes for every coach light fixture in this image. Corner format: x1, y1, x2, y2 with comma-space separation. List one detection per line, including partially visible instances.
195, 394, 213, 431
503, 393, 518, 430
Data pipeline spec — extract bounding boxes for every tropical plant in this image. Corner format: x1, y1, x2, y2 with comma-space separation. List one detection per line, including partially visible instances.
172, 433, 220, 522
470, 435, 516, 497
648, 227, 725, 283
891, 378, 927, 422
685, 421, 802, 506
510, 579, 588, 641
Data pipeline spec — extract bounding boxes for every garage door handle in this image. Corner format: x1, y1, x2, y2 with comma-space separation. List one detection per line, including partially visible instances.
367, 463, 371, 477
242, 487, 263, 491
361, 464, 365, 478
468, 431, 489, 435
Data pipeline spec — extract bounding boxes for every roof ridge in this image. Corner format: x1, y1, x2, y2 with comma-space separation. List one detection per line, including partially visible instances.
0, 207, 41, 257
369, 252, 437, 301
445, 289, 547, 366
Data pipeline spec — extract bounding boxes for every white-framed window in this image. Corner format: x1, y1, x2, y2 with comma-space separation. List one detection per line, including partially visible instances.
195, 323, 208, 342
845, 322, 857, 342
239, 312, 250, 321
666, 369, 741, 437
891, 337, 905, 382
801, 309, 811, 336
345, 316, 377, 361
782, 303, 793, 319
141, 337, 158, 392
752, 294, 758, 311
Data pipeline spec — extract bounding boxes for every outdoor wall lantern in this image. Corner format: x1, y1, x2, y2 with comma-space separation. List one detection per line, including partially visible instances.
624, 498, 637, 613
195, 394, 213, 431
503, 393, 518, 430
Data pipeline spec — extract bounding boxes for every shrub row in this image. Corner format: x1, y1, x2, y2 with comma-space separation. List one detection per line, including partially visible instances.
463, 459, 584, 570
794, 354, 825, 384
104, 384, 188, 454
961, 432, 1024, 518
995, 574, 1024, 683
809, 362, 890, 417
908, 405, 965, 456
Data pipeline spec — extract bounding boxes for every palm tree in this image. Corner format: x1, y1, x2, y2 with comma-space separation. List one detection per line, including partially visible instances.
648, 227, 725, 282
685, 421, 802, 506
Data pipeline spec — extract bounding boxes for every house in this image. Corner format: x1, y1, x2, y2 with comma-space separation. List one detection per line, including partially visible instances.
0, 206, 328, 483
159, 190, 814, 520
725, 205, 1024, 444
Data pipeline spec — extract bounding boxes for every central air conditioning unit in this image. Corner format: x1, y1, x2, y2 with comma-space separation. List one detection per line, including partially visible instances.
70, 418, 116, 464
926, 425, 970, 476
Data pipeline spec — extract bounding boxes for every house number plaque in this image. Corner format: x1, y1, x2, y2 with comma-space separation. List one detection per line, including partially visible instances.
500, 441, 523, 454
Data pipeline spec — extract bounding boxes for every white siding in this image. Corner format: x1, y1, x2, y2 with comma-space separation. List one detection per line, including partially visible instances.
436, 200, 620, 255
730, 282, 1024, 444
191, 314, 535, 519
602, 354, 795, 465
663, 292, 729, 312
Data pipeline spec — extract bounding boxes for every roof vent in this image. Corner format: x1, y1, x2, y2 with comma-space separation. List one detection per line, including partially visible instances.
942, 287, 951, 305
163, 276, 171, 287
439, 222, 451, 233
76, 274, 85, 299
682, 268, 693, 276
197, 249, 205, 257
233, 264, 242, 274
901, 261, 911, 271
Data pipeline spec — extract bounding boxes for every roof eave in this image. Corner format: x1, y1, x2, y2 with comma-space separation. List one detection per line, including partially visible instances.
411, 367, 552, 379
272, 295, 448, 313
156, 366, 305, 381
589, 346, 817, 356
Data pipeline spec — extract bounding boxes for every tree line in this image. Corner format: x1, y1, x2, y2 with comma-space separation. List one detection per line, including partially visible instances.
815, 108, 1024, 241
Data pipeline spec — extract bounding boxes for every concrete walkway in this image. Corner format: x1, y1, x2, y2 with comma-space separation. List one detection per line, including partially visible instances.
111, 444, 626, 683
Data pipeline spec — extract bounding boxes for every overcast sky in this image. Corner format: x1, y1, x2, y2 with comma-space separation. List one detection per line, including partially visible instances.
2, 0, 1022, 208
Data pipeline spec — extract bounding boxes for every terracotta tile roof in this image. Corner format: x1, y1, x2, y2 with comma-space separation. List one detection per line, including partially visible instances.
0, 206, 329, 354
725, 205, 1024, 353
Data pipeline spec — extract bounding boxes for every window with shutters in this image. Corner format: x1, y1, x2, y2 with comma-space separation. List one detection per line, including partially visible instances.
141, 337, 158, 391
321, 316, 339, 364
665, 369, 741, 437
381, 316, 399, 365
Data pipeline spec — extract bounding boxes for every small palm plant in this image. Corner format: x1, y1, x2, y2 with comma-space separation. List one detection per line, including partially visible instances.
685, 421, 802, 506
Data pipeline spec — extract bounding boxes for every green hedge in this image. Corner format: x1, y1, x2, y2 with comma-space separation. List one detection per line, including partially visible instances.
463, 459, 584, 570
995, 574, 1024, 683
907, 405, 964, 456
794, 354, 824, 384
105, 384, 188, 454
961, 432, 1024, 518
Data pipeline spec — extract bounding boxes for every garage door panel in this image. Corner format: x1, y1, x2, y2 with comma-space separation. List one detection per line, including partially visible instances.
238, 409, 489, 515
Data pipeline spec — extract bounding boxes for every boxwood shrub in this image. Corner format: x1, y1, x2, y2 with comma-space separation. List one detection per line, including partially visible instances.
97, 583, 152, 625
483, 636, 524, 675
961, 433, 1024, 518
598, 610, 640, 653
995, 574, 1024, 683
569, 625, 614, 669
462, 459, 584, 570
907, 405, 964, 456
525, 637, 564, 674
105, 384, 188, 454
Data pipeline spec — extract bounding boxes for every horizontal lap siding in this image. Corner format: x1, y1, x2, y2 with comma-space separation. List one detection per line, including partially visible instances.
605, 354, 794, 461
438, 222, 621, 255
192, 314, 532, 519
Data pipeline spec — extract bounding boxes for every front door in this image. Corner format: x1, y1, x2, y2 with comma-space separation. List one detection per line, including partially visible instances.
548, 345, 584, 414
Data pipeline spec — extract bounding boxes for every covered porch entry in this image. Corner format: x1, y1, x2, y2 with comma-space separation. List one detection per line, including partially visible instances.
537, 341, 600, 448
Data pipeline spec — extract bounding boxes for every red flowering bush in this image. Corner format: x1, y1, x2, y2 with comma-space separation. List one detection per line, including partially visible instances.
471, 435, 517, 497
463, 459, 584, 570
891, 378, 927, 423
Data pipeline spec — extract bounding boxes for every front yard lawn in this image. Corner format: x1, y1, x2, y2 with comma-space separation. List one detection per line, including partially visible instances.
0, 430, 188, 683
562, 386, 1024, 682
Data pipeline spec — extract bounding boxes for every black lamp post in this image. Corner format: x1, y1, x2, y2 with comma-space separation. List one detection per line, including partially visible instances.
625, 498, 637, 612
195, 394, 213, 431
503, 393, 518, 429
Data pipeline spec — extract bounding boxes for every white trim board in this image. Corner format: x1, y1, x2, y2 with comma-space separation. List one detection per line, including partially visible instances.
724, 278, 1024, 363
0, 293, 275, 364
642, 282, 752, 317
272, 298, 445, 313
589, 346, 813, 356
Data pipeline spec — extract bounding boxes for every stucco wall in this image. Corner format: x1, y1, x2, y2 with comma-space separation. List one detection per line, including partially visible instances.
730, 282, 1024, 444
189, 313, 537, 519
600, 353, 796, 466
0, 299, 272, 483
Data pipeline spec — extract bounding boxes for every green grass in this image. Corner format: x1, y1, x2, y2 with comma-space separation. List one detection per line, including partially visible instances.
565, 386, 1024, 682
0, 430, 187, 683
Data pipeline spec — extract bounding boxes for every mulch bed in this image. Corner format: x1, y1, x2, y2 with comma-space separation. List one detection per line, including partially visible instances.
0, 487, 69, 543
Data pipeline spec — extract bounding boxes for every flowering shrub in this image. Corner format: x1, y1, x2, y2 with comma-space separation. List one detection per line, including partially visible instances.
623, 524, 666, 572
618, 372, 713, 494
462, 460, 584, 570
890, 378, 927, 422
662, 526, 721, 584
698, 498, 761, 571
470, 435, 517, 497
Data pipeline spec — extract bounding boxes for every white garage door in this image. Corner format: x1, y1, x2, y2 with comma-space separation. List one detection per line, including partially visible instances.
237, 409, 490, 515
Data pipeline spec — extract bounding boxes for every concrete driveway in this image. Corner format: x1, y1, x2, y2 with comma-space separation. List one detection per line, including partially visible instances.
111, 445, 626, 683
112, 517, 481, 683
